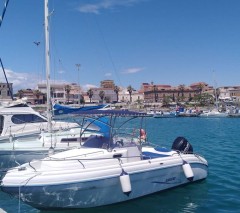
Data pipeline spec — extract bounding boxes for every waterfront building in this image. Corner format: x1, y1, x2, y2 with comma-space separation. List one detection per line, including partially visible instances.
141, 82, 214, 103
118, 88, 144, 103
0, 82, 13, 101
37, 82, 82, 104
100, 80, 115, 89
218, 86, 240, 102
14, 88, 44, 105
9, 80, 240, 106
91, 87, 117, 103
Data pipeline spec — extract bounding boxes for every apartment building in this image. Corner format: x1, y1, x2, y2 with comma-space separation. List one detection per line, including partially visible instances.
0, 82, 13, 101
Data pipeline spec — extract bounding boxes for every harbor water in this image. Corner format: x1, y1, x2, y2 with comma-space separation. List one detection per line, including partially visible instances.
0, 117, 239, 213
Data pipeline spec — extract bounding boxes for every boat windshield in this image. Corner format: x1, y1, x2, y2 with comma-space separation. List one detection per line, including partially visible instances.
82, 135, 113, 149
11, 114, 47, 124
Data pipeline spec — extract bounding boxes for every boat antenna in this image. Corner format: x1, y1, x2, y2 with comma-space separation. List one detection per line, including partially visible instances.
44, 0, 52, 132
0, 58, 13, 100
0, 0, 10, 29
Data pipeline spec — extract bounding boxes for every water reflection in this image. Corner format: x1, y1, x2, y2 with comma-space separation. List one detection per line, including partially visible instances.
39, 180, 208, 213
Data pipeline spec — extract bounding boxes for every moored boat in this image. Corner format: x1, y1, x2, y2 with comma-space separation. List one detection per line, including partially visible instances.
0, 111, 208, 210
147, 110, 177, 118
0, 100, 81, 139
0, 115, 108, 172
199, 108, 228, 117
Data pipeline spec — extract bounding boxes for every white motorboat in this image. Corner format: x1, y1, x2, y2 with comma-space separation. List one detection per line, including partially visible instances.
228, 107, 240, 117
0, 114, 108, 171
153, 111, 177, 118
0, 98, 106, 172
146, 110, 176, 118
0, 110, 208, 210
199, 108, 228, 118
0, 100, 82, 139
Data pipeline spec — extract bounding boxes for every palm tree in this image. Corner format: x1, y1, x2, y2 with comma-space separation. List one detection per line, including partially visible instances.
99, 90, 105, 103
153, 85, 158, 102
178, 84, 185, 98
196, 83, 205, 95
17, 89, 24, 99
215, 88, 221, 100
34, 90, 42, 104
127, 85, 134, 103
172, 93, 175, 102
87, 88, 94, 103
114, 86, 120, 103
50, 87, 55, 98
162, 96, 171, 107
64, 85, 71, 103
79, 94, 85, 105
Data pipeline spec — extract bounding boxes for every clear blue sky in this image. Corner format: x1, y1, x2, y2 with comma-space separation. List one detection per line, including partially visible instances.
1, 0, 240, 93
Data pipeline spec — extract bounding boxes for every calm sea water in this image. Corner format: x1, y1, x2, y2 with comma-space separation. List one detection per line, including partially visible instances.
0, 117, 240, 213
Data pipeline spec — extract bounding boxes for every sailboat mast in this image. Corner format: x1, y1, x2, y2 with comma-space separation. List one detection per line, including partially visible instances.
213, 70, 218, 110
44, 0, 52, 132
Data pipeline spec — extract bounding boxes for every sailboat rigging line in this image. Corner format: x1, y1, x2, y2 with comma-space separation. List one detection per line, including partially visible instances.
212, 70, 219, 110
93, 16, 123, 87
0, 0, 10, 29
0, 57, 13, 100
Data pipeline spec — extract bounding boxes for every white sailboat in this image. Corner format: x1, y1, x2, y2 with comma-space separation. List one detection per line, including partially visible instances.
200, 85, 228, 117
199, 108, 228, 117
199, 102, 228, 117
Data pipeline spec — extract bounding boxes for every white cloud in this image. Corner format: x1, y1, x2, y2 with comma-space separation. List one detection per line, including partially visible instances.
58, 69, 65, 74
0, 68, 100, 95
105, 72, 112, 77
122, 67, 144, 74
0, 69, 39, 92
77, 0, 144, 14
83, 84, 98, 91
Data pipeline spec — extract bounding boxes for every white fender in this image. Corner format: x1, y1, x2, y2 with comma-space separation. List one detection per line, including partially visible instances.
120, 170, 131, 196
182, 161, 194, 181
9, 134, 13, 143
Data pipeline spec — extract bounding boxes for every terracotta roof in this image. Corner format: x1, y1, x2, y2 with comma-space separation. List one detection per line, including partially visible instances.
190, 82, 208, 86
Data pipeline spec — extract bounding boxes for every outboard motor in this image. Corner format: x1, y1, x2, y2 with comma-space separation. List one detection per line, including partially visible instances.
171, 137, 193, 153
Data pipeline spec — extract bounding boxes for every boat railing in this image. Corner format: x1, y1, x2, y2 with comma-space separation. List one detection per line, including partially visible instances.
48, 150, 106, 160
25, 152, 143, 171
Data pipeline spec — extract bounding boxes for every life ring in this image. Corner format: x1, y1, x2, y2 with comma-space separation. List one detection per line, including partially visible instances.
140, 129, 147, 140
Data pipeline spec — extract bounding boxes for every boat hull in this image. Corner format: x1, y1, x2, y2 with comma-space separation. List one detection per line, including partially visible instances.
1, 156, 208, 209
